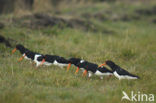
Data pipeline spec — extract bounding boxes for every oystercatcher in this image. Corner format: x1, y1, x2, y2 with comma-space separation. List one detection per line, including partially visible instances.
39, 54, 69, 68
37, 55, 52, 66
17, 49, 43, 67
24, 50, 44, 67
78, 62, 97, 77
95, 66, 113, 79
12, 45, 44, 67
99, 60, 140, 80
67, 58, 86, 73
12, 44, 28, 55
12, 44, 31, 61
78, 62, 113, 79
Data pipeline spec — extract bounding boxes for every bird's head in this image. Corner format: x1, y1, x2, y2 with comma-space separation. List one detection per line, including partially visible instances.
105, 60, 116, 66
99, 60, 116, 71
12, 44, 25, 54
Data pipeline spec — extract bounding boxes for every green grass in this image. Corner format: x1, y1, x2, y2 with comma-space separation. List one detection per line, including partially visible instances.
0, 1, 156, 103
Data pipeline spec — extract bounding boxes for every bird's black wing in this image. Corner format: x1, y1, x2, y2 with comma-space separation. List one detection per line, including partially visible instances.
78, 61, 88, 68
86, 63, 98, 73
57, 57, 69, 64
116, 66, 139, 78
46, 55, 58, 62
98, 67, 113, 73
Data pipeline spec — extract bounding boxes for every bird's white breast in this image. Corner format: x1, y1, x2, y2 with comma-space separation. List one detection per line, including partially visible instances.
53, 60, 68, 67
95, 70, 113, 76
23, 53, 31, 60
114, 71, 138, 80
44, 62, 52, 66
34, 54, 42, 67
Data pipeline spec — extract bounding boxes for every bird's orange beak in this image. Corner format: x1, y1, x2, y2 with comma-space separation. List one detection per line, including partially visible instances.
40, 59, 45, 66
18, 54, 26, 62
67, 63, 71, 71
12, 48, 17, 54
82, 70, 87, 77
75, 67, 79, 74
99, 62, 106, 67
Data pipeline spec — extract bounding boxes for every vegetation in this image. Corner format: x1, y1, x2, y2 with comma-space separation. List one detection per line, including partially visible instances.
0, 0, 156, 103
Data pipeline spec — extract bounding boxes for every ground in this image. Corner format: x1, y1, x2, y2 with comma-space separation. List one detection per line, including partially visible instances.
0, 1, 156, 103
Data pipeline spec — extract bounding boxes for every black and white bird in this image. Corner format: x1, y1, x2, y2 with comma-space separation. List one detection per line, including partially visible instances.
39, 54, 69, 68
67, 58, 86, 73
24, 50, 43, 67
12, 44, 44, 67
95, 66, 113, 79
99, 60, 140, 80
77, 62, 113, 79
12, 44, 31, 61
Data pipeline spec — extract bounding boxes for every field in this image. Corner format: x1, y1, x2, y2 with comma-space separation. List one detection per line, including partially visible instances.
0, 1, 156, 103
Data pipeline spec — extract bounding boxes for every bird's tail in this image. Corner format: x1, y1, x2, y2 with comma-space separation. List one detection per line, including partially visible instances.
130, 73, 140, 79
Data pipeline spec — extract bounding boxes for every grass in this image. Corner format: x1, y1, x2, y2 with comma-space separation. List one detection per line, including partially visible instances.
0, 1, 156, 103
